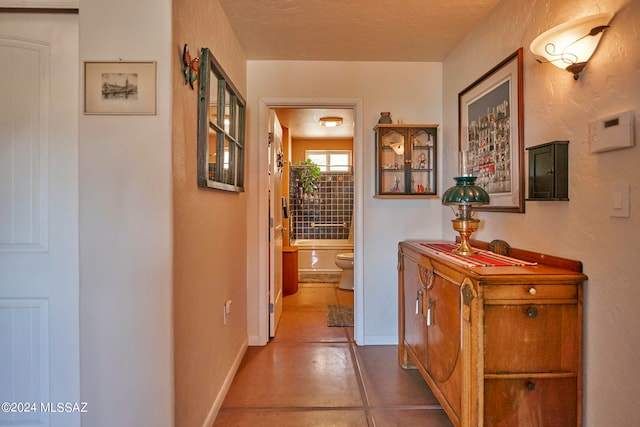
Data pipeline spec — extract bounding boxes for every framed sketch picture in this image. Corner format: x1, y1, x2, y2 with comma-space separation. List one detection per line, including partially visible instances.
84, 61, 157, 115
458, 48, 524, 213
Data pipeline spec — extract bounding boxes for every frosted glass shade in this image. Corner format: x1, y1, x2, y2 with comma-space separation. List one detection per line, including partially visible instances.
319, 116, 343, 127
530, 12, 614, 78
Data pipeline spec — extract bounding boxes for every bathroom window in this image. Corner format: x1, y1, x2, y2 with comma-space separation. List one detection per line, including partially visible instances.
305, 150, 351, 172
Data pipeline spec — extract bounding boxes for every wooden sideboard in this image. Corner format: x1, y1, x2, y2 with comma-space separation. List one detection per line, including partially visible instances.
398, 240, 587, 426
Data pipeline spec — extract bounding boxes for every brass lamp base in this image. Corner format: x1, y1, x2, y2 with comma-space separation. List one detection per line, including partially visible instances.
451, 218, 480, 255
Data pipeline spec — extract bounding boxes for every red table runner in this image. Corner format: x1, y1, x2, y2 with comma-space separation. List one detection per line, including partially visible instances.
419, 243, 537, 267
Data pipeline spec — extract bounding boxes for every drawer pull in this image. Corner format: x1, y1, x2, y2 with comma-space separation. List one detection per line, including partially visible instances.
426, 298, 434, 326
416, 290, 422, 314
527, 381, 536, 391
527, 307, 538, 318
528, 287, 537, 295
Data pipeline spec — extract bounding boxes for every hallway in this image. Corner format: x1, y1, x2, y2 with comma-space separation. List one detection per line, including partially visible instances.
214, 284, 453, 426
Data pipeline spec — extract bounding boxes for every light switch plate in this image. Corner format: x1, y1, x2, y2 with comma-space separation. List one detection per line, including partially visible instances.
609, 182, 630, 218
589, 110, 635, 153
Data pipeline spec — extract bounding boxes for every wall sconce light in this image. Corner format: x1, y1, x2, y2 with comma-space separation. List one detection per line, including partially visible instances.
442, 176, 490, 255
530, 12, 614, 80
319, 116, 343, 127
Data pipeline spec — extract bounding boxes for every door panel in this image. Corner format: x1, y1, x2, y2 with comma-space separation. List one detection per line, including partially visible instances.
425, 274, 463, 417
402, 256, 428, 368
269, 110, 284, 337
0, 12, 79, 427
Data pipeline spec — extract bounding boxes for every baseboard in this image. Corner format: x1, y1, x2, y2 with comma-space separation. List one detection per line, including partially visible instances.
201, 336, 248, 427
361, 334, 398, 345
247, 335, 266, 346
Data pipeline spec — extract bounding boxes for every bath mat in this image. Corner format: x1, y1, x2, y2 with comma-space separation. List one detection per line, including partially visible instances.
326, 305, 354, 327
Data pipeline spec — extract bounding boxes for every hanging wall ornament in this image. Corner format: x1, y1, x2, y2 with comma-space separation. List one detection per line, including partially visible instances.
181, 44, 199, 89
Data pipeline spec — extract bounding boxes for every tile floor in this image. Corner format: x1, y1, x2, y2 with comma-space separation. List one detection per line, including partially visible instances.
214, 284, 453, 426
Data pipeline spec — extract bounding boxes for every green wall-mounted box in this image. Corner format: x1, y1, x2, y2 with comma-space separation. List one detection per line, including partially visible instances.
526, 141, 569, 201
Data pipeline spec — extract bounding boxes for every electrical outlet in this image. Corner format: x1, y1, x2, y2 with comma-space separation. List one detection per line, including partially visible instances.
223, 300, 232, 325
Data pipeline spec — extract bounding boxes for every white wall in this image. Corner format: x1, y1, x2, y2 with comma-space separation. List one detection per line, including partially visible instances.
246, 61, 443, 345
443, 0, 640, 424
79, 0, 173, 425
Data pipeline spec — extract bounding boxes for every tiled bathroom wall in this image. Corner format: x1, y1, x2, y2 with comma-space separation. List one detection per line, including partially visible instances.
289, 168, 354, 240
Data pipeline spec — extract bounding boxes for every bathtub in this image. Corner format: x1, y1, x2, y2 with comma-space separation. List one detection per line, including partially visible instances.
291, 239, 353, 282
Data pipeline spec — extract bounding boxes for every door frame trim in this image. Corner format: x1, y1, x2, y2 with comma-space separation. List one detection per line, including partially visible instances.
254, 97, 364, 345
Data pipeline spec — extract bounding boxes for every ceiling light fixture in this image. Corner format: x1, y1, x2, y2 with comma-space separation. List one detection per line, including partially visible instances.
319, 116, 343, 127
530, 12, 614, 80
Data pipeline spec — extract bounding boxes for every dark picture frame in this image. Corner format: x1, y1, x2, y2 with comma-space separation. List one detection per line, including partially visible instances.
458, 48, 524, 213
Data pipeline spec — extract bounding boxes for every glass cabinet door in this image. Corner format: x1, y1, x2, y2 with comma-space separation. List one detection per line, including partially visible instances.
409, 128, 436, 195
375, 124, 438, 197
379, 129, 406, 193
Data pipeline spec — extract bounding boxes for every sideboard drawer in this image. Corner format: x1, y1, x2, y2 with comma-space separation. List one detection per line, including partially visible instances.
485, 377, 577, 426
484, 304, 578, 373
484, 284, 577, 300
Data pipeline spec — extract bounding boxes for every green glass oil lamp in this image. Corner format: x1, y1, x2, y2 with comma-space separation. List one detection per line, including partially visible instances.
442, 176, 490, 255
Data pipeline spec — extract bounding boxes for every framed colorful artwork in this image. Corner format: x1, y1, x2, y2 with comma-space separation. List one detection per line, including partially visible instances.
458, 48, 524, 213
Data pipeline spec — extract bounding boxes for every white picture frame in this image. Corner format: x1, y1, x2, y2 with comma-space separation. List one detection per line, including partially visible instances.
84, 61, 156, 115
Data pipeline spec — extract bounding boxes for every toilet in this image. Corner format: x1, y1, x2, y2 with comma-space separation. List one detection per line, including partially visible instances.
335, 252, 354, 290
336, 219, 355, 290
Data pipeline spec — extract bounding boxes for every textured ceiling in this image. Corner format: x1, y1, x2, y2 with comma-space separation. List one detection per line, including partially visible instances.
219, 0, 501, 61
219, 0, 501, 137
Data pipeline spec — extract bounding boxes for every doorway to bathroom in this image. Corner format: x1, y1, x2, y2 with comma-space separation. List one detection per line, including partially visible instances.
276, 107, 354, 284
261, 98, 363, 344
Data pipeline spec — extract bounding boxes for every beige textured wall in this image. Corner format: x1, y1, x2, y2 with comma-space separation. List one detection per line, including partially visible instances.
443, 0, 640, 424
172, 0, 248, 425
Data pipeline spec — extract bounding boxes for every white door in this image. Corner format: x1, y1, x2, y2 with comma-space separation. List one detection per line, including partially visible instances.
0, 12, 80, 427
268, 110, 284, 337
